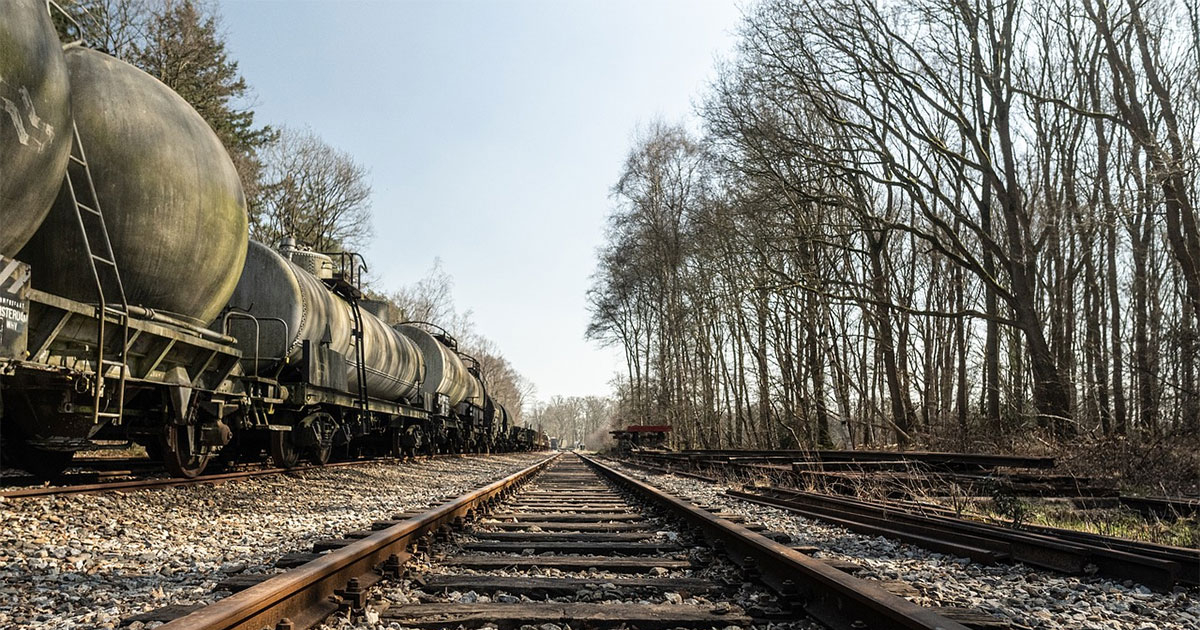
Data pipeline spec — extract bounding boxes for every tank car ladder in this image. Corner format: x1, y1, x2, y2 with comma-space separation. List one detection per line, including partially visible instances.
323, 252, 370, 412
63, 120, 130, 426
347, 301, 369, 411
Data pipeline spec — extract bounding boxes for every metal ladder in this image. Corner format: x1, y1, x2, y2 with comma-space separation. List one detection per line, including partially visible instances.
64, 120, 129, 425
321, 252, 370, 412
347, 299, 369, 411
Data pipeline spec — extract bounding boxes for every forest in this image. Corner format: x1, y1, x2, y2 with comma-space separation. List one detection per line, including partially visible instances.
587, 0, 1200, 454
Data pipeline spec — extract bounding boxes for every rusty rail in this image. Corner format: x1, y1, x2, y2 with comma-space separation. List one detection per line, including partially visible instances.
579, 454, 969, 630
1, 454, 478, 499
146, 454, 557, 630
730, 486, 1195, 590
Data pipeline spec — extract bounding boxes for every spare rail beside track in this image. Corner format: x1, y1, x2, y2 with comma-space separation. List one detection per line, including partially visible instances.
624, 449, 1114, 498
727, 486, 1197, 591
659, 449, 1056, 470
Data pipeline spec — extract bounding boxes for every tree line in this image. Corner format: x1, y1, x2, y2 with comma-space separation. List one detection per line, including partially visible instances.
55, 0, 532, 421
525, 396, 619, 450
588, 0, 1200, 451
56, 0, 371, 253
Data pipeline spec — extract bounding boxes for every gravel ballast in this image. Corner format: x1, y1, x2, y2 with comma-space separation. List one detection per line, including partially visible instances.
602, 458, 1199, 630
0, 453, 548, 630
318, 459, 822, 630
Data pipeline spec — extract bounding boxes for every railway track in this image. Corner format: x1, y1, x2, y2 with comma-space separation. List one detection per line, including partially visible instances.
0, 453, 473, 499
613, 453, 1198, 591
729, 485, 1199, 591
128, 453, 984, 630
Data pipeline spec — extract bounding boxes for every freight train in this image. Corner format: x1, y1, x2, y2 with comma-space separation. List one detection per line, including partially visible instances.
0, 1, 547, 478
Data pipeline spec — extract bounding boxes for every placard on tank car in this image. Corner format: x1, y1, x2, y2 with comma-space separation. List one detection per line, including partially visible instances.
0, 255, 30, 359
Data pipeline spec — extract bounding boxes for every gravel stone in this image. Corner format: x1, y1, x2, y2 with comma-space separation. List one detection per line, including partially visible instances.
0, 453, 547, 629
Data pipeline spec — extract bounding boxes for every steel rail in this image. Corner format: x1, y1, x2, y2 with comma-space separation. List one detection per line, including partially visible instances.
662, 449, 1056, 469
1, 453, 484, 499
730, 486, 1194, 590
154, 453, 557, 630
579, 454, 969, 630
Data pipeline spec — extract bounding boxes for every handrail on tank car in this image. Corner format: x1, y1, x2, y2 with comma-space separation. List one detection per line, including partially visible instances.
401, 320, 459, 350
320, 251, 369, 292
221, 311, 289, 378
47, 1, 87, 45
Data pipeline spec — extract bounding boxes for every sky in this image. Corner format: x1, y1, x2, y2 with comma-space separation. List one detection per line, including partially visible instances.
217, 0, 744, 400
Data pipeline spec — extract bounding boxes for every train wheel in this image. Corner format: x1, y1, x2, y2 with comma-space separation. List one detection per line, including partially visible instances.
162, 424, 210, 478
309, 441, 332, 466
391, 427, 415, 458
269, 431, 301, 468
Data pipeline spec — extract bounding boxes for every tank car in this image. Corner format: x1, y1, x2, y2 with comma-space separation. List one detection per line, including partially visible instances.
1, 18, 248, 477
220, 239, 430, 466
0, 10, 526, 478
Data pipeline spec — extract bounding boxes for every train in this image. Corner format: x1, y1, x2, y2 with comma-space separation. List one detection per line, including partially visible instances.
0, 1, 548, 478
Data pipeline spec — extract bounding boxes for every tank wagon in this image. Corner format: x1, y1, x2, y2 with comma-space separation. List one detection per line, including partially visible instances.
0, 1, 541, 478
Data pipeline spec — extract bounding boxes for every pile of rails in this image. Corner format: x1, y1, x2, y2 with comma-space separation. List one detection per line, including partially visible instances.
626, 449, 1115, 498
730, 485, 1199, 591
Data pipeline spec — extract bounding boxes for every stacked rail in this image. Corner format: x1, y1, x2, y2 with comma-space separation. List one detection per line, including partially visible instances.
729, 485, 1198, 591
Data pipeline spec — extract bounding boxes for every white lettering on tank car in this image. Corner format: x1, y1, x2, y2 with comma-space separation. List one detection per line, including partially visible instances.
0, 77, 54, 152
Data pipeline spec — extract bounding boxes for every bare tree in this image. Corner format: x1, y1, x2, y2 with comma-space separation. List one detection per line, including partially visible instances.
589, 0, 1199, 451
254, 127, 373, 252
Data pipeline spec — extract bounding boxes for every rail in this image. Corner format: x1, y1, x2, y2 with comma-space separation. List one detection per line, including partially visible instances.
730, 485, 1197, 590
579, 454, 969, 630
153, 454, 557, 630
1, 454, 479, 499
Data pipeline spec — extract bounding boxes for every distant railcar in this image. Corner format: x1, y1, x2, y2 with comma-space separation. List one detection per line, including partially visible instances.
610, 425, 672, 452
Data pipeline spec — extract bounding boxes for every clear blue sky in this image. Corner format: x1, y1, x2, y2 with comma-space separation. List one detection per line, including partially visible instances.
218, 0, 743, 399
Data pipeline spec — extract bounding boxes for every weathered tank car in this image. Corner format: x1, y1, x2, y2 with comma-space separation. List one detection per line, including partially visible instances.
1, 5, 248, 477
20, 47, 248, 325
0, 3, 543, 478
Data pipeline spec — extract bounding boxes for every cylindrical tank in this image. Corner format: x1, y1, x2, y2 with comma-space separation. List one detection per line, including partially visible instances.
357, 313, 422, 401
224, 240, 352, 368
0, 0, 73, 257
18, 47, 247, 325
396, 324, 471, 406
491, 401, 509, 434
226, 241, 422, 402
462, 371, 485, 408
